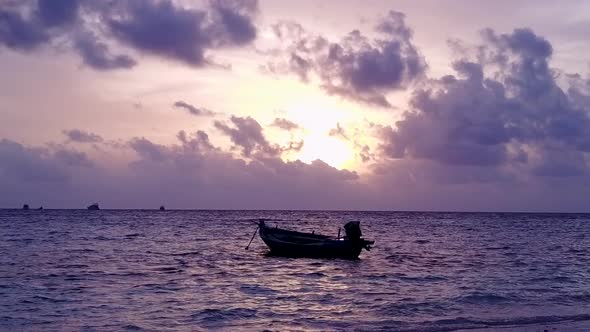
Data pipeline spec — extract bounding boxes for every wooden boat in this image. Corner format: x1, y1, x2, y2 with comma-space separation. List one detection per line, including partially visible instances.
257, 220, 374, 259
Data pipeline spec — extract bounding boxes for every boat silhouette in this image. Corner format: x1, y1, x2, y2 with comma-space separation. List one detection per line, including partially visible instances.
87, 203, 100, 210
256, 220, 374, 259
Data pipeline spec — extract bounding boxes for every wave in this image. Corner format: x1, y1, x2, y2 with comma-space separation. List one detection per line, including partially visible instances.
191, 308, 257, 324
455, 292, 517, 304
413, 314, 590, 332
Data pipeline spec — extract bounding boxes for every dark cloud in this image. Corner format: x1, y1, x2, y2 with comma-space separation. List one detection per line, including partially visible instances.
0, 8, 49, 51
36, 0, 79, 27
0, 139, 67, 182
106, 0, 258, 66
73, 31, 137, 70
176, 130, 216, 152
63, 129, 103, 143
208, 0, 258, 46
0, 0, 258, 70
267, 11, 426, 107
214, 115, 305, 158
106, 0, 209, 66
0, 0, 79, 51
53, 148, 93, 167
380, 28, 590, 175
215, 115, 280, 157
129, 137, 169, 162
271, 118, 299, 131
173, 101, 214, 116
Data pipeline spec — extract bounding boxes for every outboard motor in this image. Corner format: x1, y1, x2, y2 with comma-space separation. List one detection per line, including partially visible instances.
344, 221, 374, 251
344, 221, 362, 241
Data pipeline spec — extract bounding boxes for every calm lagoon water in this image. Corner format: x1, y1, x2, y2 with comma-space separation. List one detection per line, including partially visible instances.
1, 210, 590, 331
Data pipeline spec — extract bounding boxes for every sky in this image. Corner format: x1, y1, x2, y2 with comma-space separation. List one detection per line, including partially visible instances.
1, 0, 590, 211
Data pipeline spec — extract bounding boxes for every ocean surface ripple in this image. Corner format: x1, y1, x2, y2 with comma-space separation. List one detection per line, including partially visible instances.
1, 210, 590, 331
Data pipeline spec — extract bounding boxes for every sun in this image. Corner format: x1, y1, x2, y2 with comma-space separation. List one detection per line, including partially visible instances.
298, 133, 354, 169
278, 97, 357, 169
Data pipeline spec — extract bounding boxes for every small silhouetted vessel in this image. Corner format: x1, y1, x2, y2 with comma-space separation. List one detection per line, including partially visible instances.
257, 220, 374, 259
87, 203, 100, 210
37, 206, 43, 210
159, 205, 165, 211
22, 204, 29, 210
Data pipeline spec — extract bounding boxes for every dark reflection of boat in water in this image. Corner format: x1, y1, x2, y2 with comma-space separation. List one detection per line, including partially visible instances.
87, 203, 100, 210
257, 220, 374, 259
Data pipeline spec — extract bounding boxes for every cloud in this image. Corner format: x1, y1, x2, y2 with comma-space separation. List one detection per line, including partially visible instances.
73, 30, 137, 70
177, 130, 216, 152
0, 7, 49, 51
380, 28, 590, 176
53, 148, 93, 167
106, 0, 209, 66
106, 0, 258, 66
0, 0, 259, 70
215, 115, 280, 157
63, 129, 103, 143
173, 101, 215, 116
129, 137, 169, 162
0, 126, 366, 209
208, 0, 258, 46
271, 118, 299, 131
266, 11, 426, 107
36, 0, 80, 27
0, 139, 68, 182
328, 122, 349, 140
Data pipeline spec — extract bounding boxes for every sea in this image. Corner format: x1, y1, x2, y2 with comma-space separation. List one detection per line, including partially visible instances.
1, 210, 590, 332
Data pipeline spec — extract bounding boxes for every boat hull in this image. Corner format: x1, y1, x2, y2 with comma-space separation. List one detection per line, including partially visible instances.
258, 223, 366, 259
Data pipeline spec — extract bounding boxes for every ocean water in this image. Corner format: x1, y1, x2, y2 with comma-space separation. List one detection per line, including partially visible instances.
1, 210, 590, 331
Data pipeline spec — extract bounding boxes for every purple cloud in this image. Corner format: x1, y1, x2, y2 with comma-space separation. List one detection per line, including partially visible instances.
267, 11, 426, 107
271, 118, 299, 131
208, 0, 258, 46
215, 115, 280, 157
173, 101, 215, 116
0, 139, 68, 182
328, 123, 349, 140
36, 0, 80, 27
73, 31, 137, 70
106, 0, 258, 66
63, 129, 103, 143
53, 148, 93, 168
0, 8, 49, 51
380, 28, 590, 176
0, 0, 258, 70
129, 137, 169, 162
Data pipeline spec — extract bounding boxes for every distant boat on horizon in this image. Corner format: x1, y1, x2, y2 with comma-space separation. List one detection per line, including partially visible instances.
159, 205, 166, 211
87, 203, 100, 210
22, 204, 29, 210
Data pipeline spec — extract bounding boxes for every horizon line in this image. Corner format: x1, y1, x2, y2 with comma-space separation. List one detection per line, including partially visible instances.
2, 207, 590, 214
